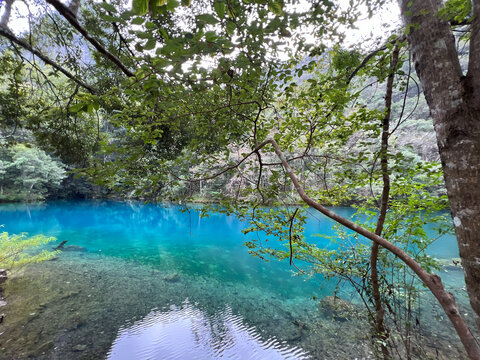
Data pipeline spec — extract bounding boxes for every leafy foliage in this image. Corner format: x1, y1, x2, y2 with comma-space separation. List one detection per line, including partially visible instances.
0, 141, 66, 201
0, 231, 59, 269
438, 0, 472, 23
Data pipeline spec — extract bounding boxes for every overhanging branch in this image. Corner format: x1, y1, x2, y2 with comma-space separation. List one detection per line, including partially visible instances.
267, 136, 480, 359
0, 26, 96, 93
45, 0, 135, 77
170, 135, 479, 357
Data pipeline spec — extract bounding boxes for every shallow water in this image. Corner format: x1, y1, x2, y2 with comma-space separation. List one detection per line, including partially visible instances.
0, 200, 473, 359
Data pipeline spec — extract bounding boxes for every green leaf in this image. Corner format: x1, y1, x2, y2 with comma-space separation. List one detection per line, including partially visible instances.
205, 31, 218, 42
69, 103, 86, 113
437, 0, 472, 22
181, 0, 191, 6
144, 38, 156, 50
131, 16, 145, 25
99, 2, 118, 13
99, 13, 123, 23
197, 14, 219, 25
132, 0, 148, 15
149, 0, 167, 16
158, 27, 169, 39
268, 0, 282, 15
166, 0, 179, 11
226, 19, 236, 35
145, 21, 156, 30
136, 31, 150, 39
214, 1, 226, 19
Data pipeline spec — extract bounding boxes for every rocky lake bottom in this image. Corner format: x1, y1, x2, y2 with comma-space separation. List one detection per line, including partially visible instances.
0, 251, 474, 360
0, 201, 476, 359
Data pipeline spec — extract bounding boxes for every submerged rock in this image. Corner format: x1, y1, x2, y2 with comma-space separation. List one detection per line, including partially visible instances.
319, 296, 356, 322
0, 269, 6, 284
72, 344, 88, 352
436, 258, 463, 271
163, 273, 181, 283
61, 245, 88, 252
0, 269, 7, 307
0, 269, 6, 309
289, 319, 307, 341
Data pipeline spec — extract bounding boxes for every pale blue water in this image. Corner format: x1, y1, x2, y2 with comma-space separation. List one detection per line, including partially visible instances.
0, 200, 469, 359
0, 200, 345, 298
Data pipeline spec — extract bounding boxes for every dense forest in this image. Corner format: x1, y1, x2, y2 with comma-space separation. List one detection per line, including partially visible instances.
0, 0, 480, 359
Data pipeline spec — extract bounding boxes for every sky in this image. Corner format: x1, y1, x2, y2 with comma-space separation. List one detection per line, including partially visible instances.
344, 2, 402, 48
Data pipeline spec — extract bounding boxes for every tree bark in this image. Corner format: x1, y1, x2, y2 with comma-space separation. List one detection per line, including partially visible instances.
68, 0, 81, 17
399, 0, 480, 333
0, 0, 15, 27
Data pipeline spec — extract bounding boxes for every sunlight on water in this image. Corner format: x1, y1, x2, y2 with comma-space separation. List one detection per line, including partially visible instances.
107, 299, 310, 360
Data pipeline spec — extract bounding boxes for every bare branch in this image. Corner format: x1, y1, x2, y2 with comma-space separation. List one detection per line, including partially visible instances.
102, 0, 136, 59
347, 35, 406, 85
168, 139, 271, 183
370, 42, 399, 356
288, 208, 299, 265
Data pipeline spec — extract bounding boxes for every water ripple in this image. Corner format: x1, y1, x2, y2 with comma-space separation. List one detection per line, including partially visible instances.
106, 299, 311, 360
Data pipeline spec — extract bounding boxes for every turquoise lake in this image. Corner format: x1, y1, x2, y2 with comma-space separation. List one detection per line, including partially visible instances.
0, 200, 473, 359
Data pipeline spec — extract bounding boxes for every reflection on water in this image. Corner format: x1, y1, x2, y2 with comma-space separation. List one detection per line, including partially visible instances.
107, 300, 309, 360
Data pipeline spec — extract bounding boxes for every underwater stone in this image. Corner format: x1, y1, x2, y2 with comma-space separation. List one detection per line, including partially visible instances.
163, 273, 181, 282
62, 245, 88, 252
0, 269, 6, 302
319, 296, 355, 322
72, 344, 88, 351
0, 269, 6, 284
289, 320, 307, 341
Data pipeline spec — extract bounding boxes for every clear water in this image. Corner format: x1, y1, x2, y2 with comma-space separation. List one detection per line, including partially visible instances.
0, 200, 472, 359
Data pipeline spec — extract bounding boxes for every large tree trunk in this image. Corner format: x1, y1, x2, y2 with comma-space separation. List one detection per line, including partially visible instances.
399, 0, 480, 331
